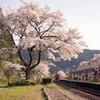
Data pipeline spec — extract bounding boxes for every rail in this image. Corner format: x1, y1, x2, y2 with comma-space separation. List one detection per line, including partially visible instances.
54, 80, 100, 100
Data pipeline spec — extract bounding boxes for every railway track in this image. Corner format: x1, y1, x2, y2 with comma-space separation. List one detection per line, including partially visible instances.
54, 80, 100, 100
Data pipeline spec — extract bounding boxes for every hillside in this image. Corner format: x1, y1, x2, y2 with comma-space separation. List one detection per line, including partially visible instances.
49, 49, 100, 73
22, 49, 100, 74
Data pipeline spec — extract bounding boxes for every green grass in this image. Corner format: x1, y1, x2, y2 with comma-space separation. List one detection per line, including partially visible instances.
0, 83, 64, 100
43, 83, 56, 88
0, 82, 8, 87
0, 85, 44, 100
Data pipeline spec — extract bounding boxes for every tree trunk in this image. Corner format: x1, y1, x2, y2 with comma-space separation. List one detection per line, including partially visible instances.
26, 68, 31, 80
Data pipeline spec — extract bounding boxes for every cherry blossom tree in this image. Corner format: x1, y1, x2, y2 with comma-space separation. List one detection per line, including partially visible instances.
30, 62, 50, 80
78, 54, 100, 70
78, 61, 89, 70
1, 0, 87, 80
0, 7, 15, 62
57, 70, 66, 77
78, 54, 100, 80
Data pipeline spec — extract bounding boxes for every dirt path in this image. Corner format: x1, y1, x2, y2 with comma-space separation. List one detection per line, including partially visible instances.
0, 86, 8, 92
44, 88, 87, 100
44, 88, 72, 100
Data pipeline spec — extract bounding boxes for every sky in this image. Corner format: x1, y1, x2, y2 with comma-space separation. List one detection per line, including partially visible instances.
0, 0, 100, 50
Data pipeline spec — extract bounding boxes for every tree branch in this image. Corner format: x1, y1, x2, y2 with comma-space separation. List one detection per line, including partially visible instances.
40, 22, 55, 37
42, 35, 70, 43
19, 21, 28, 39
30, 50, 41, 70
0, 57, 12, 63
21, 68, 26, 72
27, 17, 40, 37
6, 28, 16, 46
17, 49, 28, 66
28, 45, 36, 66
41, 35, 61, 40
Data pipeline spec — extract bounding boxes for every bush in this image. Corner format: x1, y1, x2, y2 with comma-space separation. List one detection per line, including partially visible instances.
74, 77, 78, 80
41, 78, 52, 84
92, 79, 98, 82
8, 80, 35, 86
66, 76, 70, 80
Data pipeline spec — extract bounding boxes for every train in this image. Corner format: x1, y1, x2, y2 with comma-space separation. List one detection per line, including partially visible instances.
55, 74, 60, 80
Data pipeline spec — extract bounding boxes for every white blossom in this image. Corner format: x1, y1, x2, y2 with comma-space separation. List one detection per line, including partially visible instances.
1, 0, 87, 79
57, 70, 66, 77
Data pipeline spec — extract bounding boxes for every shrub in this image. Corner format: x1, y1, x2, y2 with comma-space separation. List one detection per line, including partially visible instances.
92, 79, 98, 82
8, 80, 35, 86
74, 77, 78, 80
41, 78, 52, 84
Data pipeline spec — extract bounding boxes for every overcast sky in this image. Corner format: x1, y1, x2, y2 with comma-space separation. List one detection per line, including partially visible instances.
0, 0, 100, 50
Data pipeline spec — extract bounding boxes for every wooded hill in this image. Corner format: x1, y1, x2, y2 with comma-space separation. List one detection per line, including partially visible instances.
49, 49, 100, 73
22, 49, 100, 74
